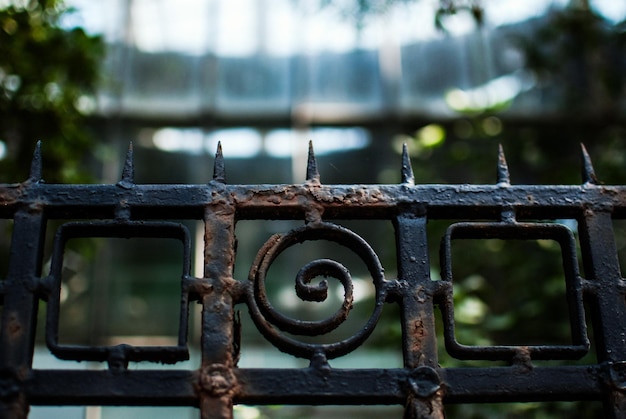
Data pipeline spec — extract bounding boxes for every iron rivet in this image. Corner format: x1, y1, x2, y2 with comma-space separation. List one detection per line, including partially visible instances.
407, 366, 441, 398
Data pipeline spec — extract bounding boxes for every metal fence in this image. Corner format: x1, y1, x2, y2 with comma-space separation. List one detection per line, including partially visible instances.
1, 141, 626, 418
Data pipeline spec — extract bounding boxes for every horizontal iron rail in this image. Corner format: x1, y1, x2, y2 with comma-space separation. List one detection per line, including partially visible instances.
26, 365, 603, 406
0, 184, 624, 219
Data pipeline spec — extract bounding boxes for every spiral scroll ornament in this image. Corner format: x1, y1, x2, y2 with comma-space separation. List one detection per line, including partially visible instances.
247, 222, 386, 360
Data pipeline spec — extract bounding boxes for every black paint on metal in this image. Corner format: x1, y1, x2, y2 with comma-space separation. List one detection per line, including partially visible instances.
0, 142, 624, 418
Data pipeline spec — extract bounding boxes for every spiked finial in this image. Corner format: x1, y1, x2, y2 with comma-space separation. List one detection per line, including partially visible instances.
28, 140, 43, 183
580, 143, 598, 185
212, 141, 225, 183
118, 142, 135, 189
306, 141, 320, 183
496, 144, 510, 186
401, 143, 415, 185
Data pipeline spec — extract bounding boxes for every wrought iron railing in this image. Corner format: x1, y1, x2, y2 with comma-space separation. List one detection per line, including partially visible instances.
1, 141, 626, 418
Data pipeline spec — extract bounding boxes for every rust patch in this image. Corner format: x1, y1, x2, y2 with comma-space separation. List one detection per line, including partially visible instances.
0, 186, 21, 207
268, 196, 282, 204
406, 387, 445, 418
7, 313, 22, 341
198, 364, 239, 398
412, 318, 427, 349
513, 346, 533, 370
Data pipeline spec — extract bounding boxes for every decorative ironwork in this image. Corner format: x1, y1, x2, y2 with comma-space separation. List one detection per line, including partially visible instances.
439, 221, 588, 361
247, 222, 386, 359
45, 220, 193, 367
1, 141, 626, 418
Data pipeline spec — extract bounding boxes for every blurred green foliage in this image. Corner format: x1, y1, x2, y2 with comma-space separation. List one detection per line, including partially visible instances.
510, 3, 626, 116
0, 0, 102, 183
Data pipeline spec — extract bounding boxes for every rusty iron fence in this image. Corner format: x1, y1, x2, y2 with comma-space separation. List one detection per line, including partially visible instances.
1, 141, 626, 418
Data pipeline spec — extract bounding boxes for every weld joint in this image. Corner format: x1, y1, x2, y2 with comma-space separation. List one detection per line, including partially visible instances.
200, 364, 237, 397
407, 366, 441, 399
606, 361, 626, 391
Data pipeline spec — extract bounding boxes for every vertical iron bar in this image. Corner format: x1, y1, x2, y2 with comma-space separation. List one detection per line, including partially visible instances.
199, 205, 237, 419
394, 209, 444, 419
0, 209, 45, 419
578, 210, 626, 418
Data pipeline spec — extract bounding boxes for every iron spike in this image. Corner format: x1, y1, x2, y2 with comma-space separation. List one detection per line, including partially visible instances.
401, 143, 415, 185
496, 144, 510, 186
213, 141, 225, 183
306, 140, 320, 183
28, 140, 43, 183
117, 142, 135, 188
580, 143, 598, 185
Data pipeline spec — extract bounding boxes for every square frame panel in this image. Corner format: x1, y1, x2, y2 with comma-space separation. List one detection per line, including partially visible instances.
45, 220, 192, 365
439, 221, 589, 361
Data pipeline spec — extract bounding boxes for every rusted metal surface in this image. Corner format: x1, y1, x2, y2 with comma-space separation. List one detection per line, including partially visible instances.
0, 141, 625, 417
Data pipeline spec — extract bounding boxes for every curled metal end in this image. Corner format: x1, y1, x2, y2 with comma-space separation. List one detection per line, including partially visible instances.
580, 143, 598, 185
28, 140, 43, 183
213, 141, 225, 183
496, 143, 510, 186
118, 142, 135, 189
401, 143, 415, 185
306, 140, 320, 184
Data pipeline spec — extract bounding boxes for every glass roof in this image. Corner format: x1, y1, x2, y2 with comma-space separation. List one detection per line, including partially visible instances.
64, 0, 626, 55
54, 0, 626, 122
